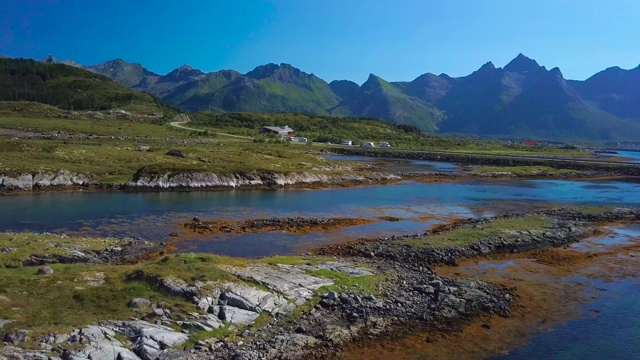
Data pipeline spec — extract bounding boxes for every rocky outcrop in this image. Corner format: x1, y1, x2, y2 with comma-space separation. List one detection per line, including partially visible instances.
0, 170, 90, 191
184, 216, 375, 235
128, 171, 400, 190
316, 207, 640, 266
329, 147, 640, 176
19, 235, 163, 267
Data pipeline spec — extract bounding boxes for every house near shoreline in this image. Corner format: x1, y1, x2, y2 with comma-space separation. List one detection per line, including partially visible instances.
261, 125, 294, 137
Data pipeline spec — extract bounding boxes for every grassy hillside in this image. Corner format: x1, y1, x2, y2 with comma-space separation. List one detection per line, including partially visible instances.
190, 112, 427, 145
0, 58, 170, 112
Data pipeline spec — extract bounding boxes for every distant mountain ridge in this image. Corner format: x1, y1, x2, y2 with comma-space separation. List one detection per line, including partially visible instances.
34, 54, 640, 141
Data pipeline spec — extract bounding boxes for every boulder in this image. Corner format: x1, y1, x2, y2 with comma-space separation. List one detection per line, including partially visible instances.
37, 266, 54, 275
218, 305, 260, 325
128, 298, 151, 309
225, 265, 334, 302
2, 329, 29, 344
1, 174, 33, 191
156, 349, 185, 360
165, 150, 187, 158
220, 282, 290, 314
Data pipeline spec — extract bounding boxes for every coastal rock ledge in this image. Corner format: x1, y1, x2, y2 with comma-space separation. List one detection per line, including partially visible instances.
0, 170, 400, 191
0, 171, 89, 191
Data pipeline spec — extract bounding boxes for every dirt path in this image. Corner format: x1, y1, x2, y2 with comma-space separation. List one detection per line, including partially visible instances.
169, 114, 252, 139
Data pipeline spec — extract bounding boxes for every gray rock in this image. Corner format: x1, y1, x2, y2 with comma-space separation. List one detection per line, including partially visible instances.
120, 320, 189, 347
3, 329, 30, 344
224, 265, 334, 302
156, 349, 185, 360
75, 339, 138, 360
33, 173, 54, 188
202, 314, 223, 329
0, 174, 33, 191
218, 305, 260, 325
177, 321, 213, 332
54, 333, 70, 344
323, 291, 338, 301
37, 266, 54, 275
135, 146, 150, 152
0, 319, 14, 329
303, 262, 376, 277
220, 282, 290, 314
132, 337, 162, 360
0, 345, 49, 360
128, 298, 151, 308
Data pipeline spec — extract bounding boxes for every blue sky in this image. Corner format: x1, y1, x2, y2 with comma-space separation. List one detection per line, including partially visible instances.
1, 0, 639, 83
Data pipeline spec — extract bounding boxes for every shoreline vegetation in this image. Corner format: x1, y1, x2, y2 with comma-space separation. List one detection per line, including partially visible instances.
1, 207, 638, 359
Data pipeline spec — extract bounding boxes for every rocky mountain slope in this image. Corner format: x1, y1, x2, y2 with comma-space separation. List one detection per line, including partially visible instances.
35, 54, 640, 140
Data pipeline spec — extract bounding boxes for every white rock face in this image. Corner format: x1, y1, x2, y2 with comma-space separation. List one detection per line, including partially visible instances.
220, 282, 292, 315
218, 305, 261, 325
0, 170, 90, 191
128, 171, 399, 189
225, 265, 335, 302
0, 174, 33, 190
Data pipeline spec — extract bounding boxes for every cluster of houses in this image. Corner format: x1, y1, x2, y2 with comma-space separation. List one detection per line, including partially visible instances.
504, 140, 540, 146
260, 125, 307, 143
260, 125, 390, 147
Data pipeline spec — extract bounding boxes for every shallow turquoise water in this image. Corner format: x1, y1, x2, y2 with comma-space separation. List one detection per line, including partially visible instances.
321, 154, 460, 172
601, 150, 640, 163
1, 179, 639, 256
2, 178, 640, 357
493, 278, 640, 360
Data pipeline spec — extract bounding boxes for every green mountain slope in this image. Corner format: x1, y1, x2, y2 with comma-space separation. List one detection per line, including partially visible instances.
570, 65, 640, 120
45, 54, 640, 141
179, 63, 340, 114
85, 58, 158, 87
331, 74, 443, 131
0, 58, 166, 111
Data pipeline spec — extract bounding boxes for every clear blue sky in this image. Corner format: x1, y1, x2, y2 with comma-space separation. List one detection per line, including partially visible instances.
1, 0, 639, 83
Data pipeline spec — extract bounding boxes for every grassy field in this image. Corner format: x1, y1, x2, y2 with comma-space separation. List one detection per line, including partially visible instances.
0, 232, 129, 268
0, 136, 346, 181
0, 239, 383, 336
405, 215, 554, 248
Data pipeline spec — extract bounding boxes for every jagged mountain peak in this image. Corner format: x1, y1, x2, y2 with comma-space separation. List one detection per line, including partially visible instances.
246, 63, 307, 80
164, 64, 203, 80
504, 53, 541, 73
41, 55, 59, 64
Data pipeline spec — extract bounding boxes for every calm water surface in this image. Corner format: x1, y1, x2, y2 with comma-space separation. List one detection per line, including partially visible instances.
601, 150, 640, 163
494, 225, 640, 360
2, 177, 640, 358
1, 179, 639, 256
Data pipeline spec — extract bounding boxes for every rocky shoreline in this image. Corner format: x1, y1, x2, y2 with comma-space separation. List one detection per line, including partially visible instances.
0, 170, 403, 192
3, 208, 637, 359
315, 208, 640, 266
183, 216, 376, 235
328, 147, 640, 176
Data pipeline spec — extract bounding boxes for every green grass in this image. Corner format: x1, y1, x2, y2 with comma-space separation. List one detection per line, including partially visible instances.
305, 269, 386, 295
0, 136, 347, 180
183, 325, 235, 347
472, 165, 580, 176
0, 115, 186, 137
405, 215, 554, 248
0, 232, 128, 268
0, 264, 196, 335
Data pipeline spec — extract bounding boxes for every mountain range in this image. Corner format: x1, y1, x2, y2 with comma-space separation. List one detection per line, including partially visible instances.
40, 54, 640, 141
